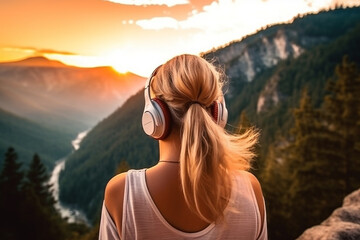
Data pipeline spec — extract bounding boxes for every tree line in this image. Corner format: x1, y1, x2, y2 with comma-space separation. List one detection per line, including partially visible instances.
261, 56, 360, 239
0, 147, 98, 240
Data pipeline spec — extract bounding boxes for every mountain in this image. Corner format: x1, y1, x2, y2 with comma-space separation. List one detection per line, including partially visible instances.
0, 108, 73, 168
0, 56, 146, 134
202, 7, 360, 108
203, 7, 360, 147
2, 56, 67, 67
58, 7, 360, 225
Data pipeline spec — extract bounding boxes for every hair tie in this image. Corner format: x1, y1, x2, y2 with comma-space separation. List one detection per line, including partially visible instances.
188, 101, 204, 108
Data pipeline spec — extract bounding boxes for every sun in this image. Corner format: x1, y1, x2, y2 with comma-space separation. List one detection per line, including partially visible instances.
102, 49, 133, 74
111, 64, 129, 74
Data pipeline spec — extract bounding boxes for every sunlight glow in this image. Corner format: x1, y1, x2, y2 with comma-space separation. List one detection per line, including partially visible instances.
44, 54, 105, 68
102, 49, 131, 74
44, 52, 136, 74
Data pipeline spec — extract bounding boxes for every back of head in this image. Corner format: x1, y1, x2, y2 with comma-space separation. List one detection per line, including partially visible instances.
151, 54, 258, 223
152, 54, 223, 124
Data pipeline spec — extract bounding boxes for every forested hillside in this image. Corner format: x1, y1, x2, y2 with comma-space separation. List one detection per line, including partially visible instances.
58, 7, 360, 238
0, 108, 73, 168
203, 7, 360, 124
230, 22, 360, 163
59, 91, 158, 222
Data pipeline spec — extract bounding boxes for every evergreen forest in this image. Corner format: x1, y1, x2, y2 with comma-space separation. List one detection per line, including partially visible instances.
262, 56, 360, 239
0, 148, 97, 240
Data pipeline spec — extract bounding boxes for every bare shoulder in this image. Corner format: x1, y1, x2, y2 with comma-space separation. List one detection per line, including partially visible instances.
242, 171, 263, 194
104, 172, 128, 234
242, 171, 264, 203
105, 172, 127, 204
242, 171, 265, 228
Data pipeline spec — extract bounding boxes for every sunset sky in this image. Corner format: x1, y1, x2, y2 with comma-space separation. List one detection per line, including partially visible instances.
0, 0, 358, 76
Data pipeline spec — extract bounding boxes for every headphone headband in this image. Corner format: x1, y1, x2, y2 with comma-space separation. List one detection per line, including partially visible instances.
144, 65, 162, 98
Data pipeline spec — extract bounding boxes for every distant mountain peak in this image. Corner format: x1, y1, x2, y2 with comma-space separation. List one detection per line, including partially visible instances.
0, 56, 68, 68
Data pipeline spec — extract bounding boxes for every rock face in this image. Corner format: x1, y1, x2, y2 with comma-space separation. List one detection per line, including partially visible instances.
202, 25, 326, 113
256, 74, 280, 113
204, 28, 304, 83
297, 189, 360, 240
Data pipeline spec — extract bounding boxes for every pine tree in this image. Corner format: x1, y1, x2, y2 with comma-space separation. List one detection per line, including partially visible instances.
21, 153, 66, 240
0, 147, 24, 197
261, 141, 292, 239
0, 147, 25, 239
323, 56, 360, 193
281, 89, 344, 238
283, 89, 320, 236
26, 153, 56, 208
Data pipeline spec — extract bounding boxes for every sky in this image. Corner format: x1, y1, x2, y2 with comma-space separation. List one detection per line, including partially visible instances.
0, 0, 359, 77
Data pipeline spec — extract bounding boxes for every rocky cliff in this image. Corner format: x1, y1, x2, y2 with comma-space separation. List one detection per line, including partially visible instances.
203, 25, 320, 113
297, 189, 360, 240
206, 28, 304, 83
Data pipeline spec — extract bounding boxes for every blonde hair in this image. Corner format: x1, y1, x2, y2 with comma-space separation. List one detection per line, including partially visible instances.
152, 54, 258, 223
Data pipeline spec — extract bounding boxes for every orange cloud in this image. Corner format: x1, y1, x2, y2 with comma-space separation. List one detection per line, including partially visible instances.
1, 46, 77, 56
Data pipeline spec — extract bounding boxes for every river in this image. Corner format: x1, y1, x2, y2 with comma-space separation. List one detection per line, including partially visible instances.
49, 130, 90, 225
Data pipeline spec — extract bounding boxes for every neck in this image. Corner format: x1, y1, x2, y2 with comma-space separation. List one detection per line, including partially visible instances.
158, 130, 181, 163
159, 160, 180, 163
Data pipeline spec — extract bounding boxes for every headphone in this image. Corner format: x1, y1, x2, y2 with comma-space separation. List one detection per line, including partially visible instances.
142, 65, 228, 140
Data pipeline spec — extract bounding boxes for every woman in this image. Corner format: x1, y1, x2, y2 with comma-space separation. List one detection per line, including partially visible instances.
99, 54, 267, 239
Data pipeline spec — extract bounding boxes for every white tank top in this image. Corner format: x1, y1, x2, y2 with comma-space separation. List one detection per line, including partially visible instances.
99, 169, 267, 240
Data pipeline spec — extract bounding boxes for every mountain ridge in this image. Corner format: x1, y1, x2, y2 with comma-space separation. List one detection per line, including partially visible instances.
0, 56, 69, 68
0, 56, 146, 133
202, 7, 360, 97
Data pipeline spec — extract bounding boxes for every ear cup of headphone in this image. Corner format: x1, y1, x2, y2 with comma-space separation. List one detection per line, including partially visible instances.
142, 97, 172, 140
152, 98, 172, 140
142, 65, 173, 140
211, 100, 228, 128
211, 102, 219, 122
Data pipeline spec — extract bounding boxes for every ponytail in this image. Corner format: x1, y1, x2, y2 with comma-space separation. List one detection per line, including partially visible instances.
180, 103, 228, 222
180, 103, 258, 223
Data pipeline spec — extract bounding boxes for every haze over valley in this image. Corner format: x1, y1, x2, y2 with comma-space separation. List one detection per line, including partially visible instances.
0, 57, 145, 167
